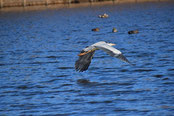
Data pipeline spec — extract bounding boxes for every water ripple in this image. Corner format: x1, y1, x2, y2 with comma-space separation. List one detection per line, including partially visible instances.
0, 2, 174, 115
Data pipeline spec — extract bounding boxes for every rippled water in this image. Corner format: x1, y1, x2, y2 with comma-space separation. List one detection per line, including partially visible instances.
0, 1, 174, 115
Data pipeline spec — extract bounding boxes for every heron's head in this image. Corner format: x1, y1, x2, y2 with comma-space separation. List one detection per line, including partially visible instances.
107, 42, 116, 46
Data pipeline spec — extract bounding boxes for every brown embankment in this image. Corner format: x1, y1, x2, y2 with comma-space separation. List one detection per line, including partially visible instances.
0, 0, 173, 11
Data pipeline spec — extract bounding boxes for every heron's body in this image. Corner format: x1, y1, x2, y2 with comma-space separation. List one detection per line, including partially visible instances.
75, 41, 131, 72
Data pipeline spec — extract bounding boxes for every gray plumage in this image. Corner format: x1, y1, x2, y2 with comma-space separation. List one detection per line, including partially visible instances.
75, 41, 131, 72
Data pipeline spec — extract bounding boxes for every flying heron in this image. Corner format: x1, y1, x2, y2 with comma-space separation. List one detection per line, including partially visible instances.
75, 41, 131, 72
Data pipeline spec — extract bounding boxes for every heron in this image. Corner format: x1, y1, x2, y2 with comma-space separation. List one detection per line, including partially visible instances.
75, 41, 131, 72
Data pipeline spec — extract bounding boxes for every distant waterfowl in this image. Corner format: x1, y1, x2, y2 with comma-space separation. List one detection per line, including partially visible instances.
92, 28, 99, 32
112, 27, 117, 33
75, 41, 131, 72
98, 13, 109, 18
128, 30, 139, 34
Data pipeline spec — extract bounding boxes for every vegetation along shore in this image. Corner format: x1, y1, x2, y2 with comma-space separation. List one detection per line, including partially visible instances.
0, 0, 173, 10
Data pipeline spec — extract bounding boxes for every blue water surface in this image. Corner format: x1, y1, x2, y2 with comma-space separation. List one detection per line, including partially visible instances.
0, 1, 174, 115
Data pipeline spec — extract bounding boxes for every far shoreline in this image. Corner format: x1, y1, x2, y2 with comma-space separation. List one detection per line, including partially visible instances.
0, 0, 173, 12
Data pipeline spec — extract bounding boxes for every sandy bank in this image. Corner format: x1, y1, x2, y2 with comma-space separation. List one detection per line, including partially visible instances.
0, 0, 173, 12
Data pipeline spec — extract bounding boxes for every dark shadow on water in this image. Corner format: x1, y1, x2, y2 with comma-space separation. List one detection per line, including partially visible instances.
77, 79, 90, 84
77, 79, 98, 86
77, 79, 134, 87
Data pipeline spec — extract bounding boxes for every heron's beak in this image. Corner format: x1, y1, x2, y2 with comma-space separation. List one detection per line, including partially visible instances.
108, 43, 116, 46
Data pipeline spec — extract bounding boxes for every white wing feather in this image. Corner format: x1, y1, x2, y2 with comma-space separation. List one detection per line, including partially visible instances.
93, 42, 131, 64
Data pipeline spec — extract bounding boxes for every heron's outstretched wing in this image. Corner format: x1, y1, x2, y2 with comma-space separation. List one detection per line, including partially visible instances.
75, 50, 95, 72
94, 43, 131, 64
